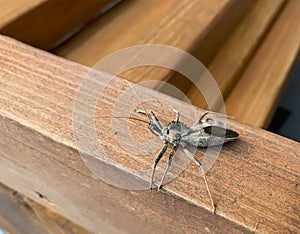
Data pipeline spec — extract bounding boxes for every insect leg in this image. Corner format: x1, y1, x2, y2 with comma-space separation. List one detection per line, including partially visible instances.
149, 111, 163, 130
158, 144, 179, 189
150, 142, 168, 189
197, 111, 210, 123
192, 157, 216, 214
197, 111, 236, 124
172, 109, 180, 122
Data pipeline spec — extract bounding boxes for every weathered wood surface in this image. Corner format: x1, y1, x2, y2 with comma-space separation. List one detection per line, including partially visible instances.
0, 35, 300, 233
0, 182, 91, 234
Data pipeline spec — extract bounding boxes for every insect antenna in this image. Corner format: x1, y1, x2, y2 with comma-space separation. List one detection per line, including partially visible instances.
124, 78, 151, 122
95, 115, 149, 124
95, 79, 152, 123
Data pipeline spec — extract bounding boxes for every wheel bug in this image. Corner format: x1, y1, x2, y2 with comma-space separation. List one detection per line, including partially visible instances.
97, 108, 238, 213
96, 78, 238, 213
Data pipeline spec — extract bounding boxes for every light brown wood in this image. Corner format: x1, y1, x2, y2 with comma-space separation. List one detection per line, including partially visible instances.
187, 0, 286, 110
54, 0, 254, 84
1, 35, 300, 233
225, 0, 300, 128
0, 0, 115, 50
0, 35, 250, 233
0, 0, 43, 27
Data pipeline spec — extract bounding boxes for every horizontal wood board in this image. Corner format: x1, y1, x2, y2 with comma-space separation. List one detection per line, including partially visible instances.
225, 0, 300, 128
0, 182, 91, 234
0, 0, 116, 50
55, 0, 254, 83
187, 0, 286, 110
0, 35, 299, 233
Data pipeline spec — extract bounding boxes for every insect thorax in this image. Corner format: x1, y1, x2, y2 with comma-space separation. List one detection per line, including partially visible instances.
162, 121, 190, 143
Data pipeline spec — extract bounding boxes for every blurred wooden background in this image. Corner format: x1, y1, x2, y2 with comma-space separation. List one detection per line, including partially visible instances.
0, 0, 299, 233
1, 0, 299, 128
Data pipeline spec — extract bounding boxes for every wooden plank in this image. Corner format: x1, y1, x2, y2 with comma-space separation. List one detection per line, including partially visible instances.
0, 182, 91, 234
225, 0, 300, 128
186, 0, 287, 110
54, 0, 254, 84
0, 0, 117, 50
0, 0, 44, 27
0, 35, 250, 233
0, 35, 300, 233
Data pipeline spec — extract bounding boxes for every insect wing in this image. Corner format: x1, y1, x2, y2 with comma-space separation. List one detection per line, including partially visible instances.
200, 119, 238, 140
182, 119, 238, 147
181, 129, 211, 147
204, 125, 239, 139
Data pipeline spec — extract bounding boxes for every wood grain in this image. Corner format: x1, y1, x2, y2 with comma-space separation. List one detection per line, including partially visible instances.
187, 0, 286, 110
226, 0, 300, 128
54, 0, 254, 83
0, 0, 116, 50
0, 35, 299, 233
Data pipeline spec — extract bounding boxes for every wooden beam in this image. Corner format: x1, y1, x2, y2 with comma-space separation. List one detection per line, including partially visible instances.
0, 182, 91, 234
225, 0, 300, 128
0, 35, 299, 233
54, 0, 254, 82
186, 0, 286, 110
0, 0, 43, 27
0, 0, 117, 50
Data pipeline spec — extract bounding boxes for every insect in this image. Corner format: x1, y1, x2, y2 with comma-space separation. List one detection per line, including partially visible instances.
98, 109, 239, 213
